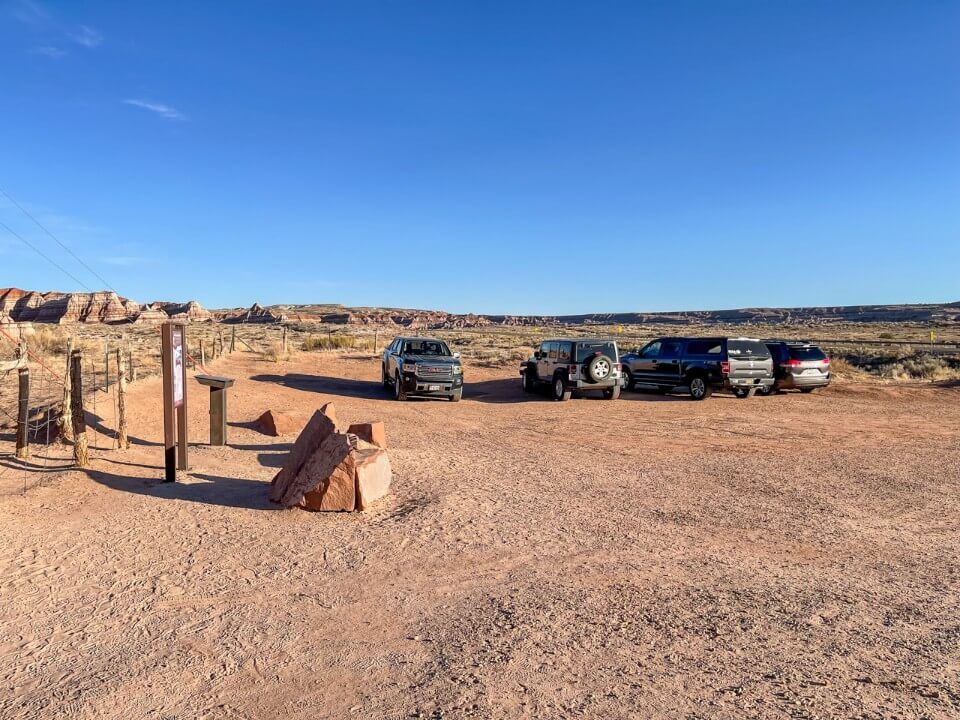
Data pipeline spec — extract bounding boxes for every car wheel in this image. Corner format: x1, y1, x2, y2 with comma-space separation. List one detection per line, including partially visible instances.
733, 388, 749, 399
622, 368, 634, 391
394, 372, 407, 401
553, 375, 572, 401
449, 387, 462, 402
800, 387, 815, 394
758, 384, 775, 396
688, 375, 711, 401
522, 367, 537, 393
381, 364, 390, 389
603, 385, 621, 400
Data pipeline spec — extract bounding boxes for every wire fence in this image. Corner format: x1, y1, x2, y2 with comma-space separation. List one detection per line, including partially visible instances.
0, 324, 246, 496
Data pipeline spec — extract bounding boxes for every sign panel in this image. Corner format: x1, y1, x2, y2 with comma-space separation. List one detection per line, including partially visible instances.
172, 327, 184, 407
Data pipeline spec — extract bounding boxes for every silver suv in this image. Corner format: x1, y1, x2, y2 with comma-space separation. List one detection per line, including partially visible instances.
520, 338, 622, 401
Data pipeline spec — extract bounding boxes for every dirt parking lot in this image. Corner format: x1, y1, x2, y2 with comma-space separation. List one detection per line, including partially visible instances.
1, 350, 958, 719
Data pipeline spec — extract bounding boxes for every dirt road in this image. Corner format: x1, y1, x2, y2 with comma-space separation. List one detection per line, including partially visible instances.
1, 351, 958, 719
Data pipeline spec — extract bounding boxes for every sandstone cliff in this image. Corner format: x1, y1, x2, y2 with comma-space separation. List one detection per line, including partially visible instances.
0, 288, 212, 324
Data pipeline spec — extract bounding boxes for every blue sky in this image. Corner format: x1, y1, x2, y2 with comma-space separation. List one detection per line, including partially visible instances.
1, 1, 958, 314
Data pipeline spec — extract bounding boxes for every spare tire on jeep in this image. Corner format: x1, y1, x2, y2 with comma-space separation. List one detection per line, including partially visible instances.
585, 354, 614, 383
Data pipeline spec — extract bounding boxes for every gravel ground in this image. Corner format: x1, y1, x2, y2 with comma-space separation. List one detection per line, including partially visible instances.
0, 350, 957, 719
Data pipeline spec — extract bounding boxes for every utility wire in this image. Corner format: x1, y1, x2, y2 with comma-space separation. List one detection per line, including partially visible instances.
0, 186, 119, 294
0, 219, 95, 292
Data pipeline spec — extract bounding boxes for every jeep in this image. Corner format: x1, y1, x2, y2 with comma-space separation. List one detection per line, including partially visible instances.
759, 340, 831, 394
382, 336, 464, 402
520, 338, 622, 401
620, 337, 774, 400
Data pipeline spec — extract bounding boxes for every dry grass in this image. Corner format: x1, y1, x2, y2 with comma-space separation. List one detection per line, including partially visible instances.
262, 341, 293, 363
303, 333, 364, 351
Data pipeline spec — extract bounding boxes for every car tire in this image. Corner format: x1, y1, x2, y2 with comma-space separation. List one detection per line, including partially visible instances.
522, 366, 537, 393
603, 385, 621, 400
733, 388, 749, 399
449, 387, 462, 402
758, 384, 775, 396
394, 372, 408, 401
585, 354, 614, 383
622, 368, 634, 391
688, 375, 711, 401
553, 375, 572, 402
381, 364, 390, 389
800, 387, 815, 393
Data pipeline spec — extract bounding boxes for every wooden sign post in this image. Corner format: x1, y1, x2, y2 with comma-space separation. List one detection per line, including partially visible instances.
161, 322, 189, 482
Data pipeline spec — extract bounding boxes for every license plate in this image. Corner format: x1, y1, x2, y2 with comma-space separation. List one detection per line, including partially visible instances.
801, 369, 819, 375
428, 385, 440, 391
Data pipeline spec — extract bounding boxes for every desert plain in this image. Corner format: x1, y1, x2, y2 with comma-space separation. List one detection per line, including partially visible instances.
0, 337, 959, 719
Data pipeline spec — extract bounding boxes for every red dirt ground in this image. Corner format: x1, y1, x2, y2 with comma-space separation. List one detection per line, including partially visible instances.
1, 350, 958, 719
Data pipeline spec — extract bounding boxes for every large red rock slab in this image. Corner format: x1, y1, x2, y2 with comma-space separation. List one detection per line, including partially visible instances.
346, 421, 387, 449
283, 432, 356, 510
354, 447, 392, 510
269, 402, 338, 502
256, 410, 310, 437
301, 445, 357, 511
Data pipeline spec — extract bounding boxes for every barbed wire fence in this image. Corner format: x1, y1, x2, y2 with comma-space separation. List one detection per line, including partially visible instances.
0, 322, 268, 496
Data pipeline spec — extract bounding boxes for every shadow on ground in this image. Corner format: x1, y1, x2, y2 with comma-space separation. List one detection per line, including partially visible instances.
86, 463, 282, 511
250, 373, 384, 399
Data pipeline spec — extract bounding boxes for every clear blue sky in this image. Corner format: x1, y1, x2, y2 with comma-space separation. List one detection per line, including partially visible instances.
2, 1, 958, 314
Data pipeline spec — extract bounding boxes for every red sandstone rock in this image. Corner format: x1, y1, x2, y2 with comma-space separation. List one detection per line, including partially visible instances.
299, 438, 357, 511
268, 403, 338, 502
354, 447, 392, 510
256, 410, 310, 437
346, 421, 387, 449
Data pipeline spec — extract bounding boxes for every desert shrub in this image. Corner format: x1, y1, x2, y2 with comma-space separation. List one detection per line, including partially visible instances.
263, 340, 292, 363
878, 332, 894, 340
827, 356, 859, 376
27, 326, 70, 356
880, 353, 959, 381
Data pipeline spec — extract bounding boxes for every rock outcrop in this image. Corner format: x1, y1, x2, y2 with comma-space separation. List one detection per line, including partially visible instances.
269, 403, 392, 512
256, 410, 310, 437
0, 288, 211, 324
219, 303, 287, 324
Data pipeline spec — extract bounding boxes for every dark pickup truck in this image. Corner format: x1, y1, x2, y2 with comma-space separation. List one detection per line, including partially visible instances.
382, 336, 464, 402
620, 337, 774, 399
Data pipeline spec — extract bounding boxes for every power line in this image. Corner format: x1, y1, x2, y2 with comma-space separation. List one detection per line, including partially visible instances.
0, 219, 95, 292
0, 186, 119, 294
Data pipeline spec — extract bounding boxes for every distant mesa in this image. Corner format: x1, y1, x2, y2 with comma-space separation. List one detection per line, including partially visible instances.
0, 287, 212, 325
3, 287, 958, 327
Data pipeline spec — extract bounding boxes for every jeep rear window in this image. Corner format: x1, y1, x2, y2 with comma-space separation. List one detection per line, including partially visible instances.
574, 342, 617, 362
727, 340, 771, 358
787, 346, 826, 361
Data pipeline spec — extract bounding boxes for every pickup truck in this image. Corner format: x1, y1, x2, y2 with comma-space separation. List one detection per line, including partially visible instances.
382, 336, 464, 402
620, 337, 774, 399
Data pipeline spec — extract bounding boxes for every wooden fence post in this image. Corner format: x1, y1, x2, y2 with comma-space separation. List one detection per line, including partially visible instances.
115, 348, 129, 450
219, 330, 225, 358
282, 326, 288, 353
103, 338, 110, 391
230, 326, 236, 353
16, 366, 30, 460
70, 350, 89, 467
60, 337, 74, 442
200, 339, 206, 367
374, 329, 379, 353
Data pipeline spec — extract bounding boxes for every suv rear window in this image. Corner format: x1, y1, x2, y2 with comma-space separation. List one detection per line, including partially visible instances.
787, 346, 826, 361
727, 340, 771, 358
574, 342, 618, 362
